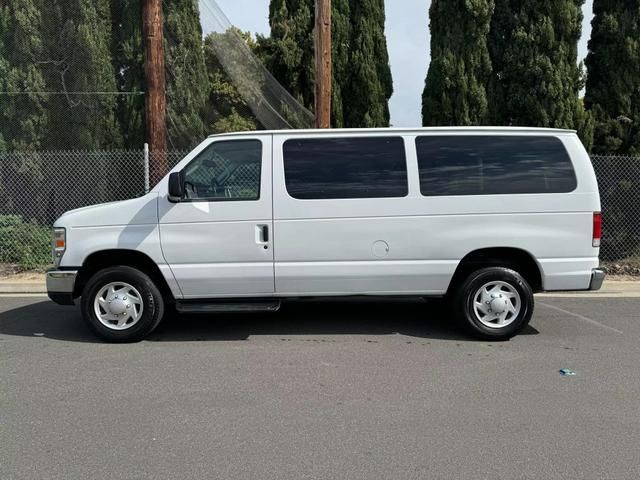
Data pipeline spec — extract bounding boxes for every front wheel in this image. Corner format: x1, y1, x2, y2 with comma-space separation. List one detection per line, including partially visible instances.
81, 266, 165, 342
453, 267, 534, 341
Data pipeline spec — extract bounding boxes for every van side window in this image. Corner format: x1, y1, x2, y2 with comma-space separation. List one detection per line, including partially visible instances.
182, 140, 262, 201
416, 136, 577, 196
283, 137, 408, 200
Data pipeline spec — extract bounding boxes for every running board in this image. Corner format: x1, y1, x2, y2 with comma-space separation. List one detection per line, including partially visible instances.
175, 300, 281, 314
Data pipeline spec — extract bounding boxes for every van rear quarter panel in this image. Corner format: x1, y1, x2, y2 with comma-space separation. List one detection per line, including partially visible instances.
272, 132, 600, 295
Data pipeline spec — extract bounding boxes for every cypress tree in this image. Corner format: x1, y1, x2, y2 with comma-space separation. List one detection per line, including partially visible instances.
489, 0, 591, 147
261, 0, 316, 110
163, 0, 209, 148
111, 0, 145, 148
264, 0, 391, 128
345, 0, 392, 127
422, 0, 494, 126
585, 0, 640, 154
41, 0, 122, 149
111, 0, 211, 148
330, 0, 351, 127
0, 0, 48, 151
0, 0, 49, 221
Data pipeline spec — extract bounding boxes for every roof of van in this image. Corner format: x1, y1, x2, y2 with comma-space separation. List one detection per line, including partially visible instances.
208, 126, 577, 138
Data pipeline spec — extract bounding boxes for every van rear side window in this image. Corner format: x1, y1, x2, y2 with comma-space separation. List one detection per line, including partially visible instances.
415, 136, 577, 196
283, 137, 408, 199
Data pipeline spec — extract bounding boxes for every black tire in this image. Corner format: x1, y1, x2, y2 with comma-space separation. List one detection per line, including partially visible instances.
81, 266, 165, 343
453, 267, 534, 341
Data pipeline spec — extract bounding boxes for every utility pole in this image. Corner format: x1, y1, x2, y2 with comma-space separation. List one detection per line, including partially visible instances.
314, 0, 331, 129
142, 0, 168, 184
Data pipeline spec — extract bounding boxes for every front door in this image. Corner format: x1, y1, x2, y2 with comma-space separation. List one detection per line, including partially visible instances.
159, 135, 273, 299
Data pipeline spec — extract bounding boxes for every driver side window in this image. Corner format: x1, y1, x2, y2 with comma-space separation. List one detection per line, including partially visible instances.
183, 139, 262, 201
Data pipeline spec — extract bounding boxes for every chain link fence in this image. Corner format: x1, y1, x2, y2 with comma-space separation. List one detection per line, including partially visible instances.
0, 149, 186, 273
592, 155, 640, 275
0, 151, 639, 275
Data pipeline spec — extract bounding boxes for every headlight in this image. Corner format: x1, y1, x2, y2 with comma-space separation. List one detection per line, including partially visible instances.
52, 228, 66, 266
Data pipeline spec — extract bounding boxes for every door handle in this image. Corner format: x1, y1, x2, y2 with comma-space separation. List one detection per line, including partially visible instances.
256, 224, 270, 247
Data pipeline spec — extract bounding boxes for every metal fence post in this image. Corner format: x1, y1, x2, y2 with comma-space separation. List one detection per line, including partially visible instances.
143, 143, 150, 194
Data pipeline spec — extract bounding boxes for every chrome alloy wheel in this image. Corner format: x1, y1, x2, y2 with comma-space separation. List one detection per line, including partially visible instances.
472, 281, 521, 329
93, 282, 144, 330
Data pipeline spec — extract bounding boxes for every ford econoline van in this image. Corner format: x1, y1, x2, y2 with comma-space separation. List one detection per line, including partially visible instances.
47, 127, 604, 342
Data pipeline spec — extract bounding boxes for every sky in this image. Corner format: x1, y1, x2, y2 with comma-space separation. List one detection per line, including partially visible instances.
203, 0, 595, 127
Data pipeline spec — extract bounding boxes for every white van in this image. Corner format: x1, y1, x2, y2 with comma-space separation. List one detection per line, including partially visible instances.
47, 127, 604, 342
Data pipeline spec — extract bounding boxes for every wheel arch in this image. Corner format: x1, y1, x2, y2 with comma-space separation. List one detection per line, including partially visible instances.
73, 249, 175, 302
447, 247, 543, 295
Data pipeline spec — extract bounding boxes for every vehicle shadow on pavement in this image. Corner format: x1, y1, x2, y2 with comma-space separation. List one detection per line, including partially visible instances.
0, 301, 96, 342
0, 298, 539, 343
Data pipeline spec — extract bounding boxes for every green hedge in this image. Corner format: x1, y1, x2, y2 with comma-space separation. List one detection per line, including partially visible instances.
0, 215, 51, 271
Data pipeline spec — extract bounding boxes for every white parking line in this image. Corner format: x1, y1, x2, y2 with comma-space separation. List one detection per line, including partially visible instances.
538, 292, 640, 298
538, 301, 624, 335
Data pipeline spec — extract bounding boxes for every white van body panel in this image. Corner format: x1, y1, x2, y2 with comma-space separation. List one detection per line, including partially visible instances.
54, 194, 183, 298
272, 214, 598, 294
157, 134, 274, 298
53, 127, 601, 302
271, 130, 599, 295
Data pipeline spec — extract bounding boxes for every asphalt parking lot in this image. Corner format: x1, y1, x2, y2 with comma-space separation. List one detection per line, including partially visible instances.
1, 294, 639, 480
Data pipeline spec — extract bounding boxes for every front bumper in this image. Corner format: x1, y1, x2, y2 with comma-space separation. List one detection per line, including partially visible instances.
589, 269, 605, 291
46, 269, 78, 305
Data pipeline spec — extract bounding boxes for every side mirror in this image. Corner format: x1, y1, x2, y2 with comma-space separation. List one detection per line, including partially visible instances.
168, 172, 184, 202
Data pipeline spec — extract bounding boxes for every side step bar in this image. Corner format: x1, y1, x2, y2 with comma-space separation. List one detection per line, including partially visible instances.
176, 300, 281, 314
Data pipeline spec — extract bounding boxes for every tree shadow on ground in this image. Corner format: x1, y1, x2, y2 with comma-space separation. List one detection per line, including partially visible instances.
0, 298, 539, 344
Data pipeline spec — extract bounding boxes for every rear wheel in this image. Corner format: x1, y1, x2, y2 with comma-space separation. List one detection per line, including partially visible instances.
453, 267, 534, 340
81, 266, 165, 342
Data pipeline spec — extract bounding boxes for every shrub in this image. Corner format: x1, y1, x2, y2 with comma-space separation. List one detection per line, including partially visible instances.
0, 215, 51, 271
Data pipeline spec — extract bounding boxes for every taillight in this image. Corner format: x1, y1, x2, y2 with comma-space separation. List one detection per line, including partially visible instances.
593, 212, 602, 248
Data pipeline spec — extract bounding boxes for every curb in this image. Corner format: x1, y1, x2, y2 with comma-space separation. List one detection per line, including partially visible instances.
0, 283, 46, 294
